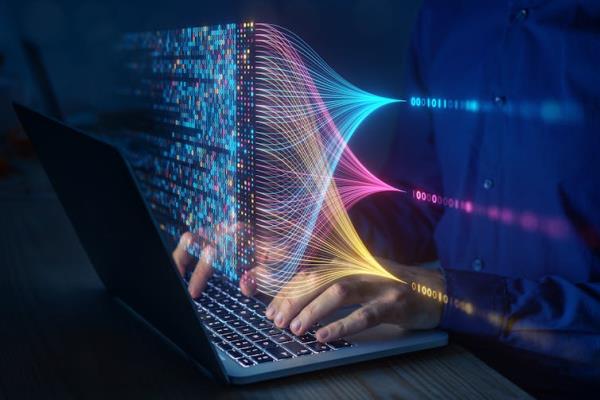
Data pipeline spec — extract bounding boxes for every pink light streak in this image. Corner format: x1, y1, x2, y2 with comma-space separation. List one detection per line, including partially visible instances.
412, 189, 572, 240
334, 146, 404, 210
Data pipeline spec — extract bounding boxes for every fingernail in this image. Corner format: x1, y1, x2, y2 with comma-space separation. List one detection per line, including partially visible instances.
266, 305, 274, 318
317, 328, 329, 342
290, 319, 301, 333
275, 312, 283, 326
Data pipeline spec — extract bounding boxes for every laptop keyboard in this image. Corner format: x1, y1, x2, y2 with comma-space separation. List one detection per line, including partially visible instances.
192, 273, 353, 368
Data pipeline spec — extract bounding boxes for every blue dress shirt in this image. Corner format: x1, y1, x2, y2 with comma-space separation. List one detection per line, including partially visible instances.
350, 1, 600, 396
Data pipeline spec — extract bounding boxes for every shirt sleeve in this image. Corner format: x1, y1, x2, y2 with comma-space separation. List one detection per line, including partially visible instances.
440, 171, 600, 384
440, 269, 600, 382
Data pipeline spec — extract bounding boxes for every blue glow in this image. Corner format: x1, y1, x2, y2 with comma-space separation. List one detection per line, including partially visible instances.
117, 23, 256, 281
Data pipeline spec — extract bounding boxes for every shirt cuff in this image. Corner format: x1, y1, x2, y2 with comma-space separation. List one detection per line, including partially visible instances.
439, 268, 508, 338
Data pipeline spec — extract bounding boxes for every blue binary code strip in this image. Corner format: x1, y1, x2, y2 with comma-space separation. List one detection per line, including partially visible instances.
409, 96, 480, 112
118, 23, 255, 281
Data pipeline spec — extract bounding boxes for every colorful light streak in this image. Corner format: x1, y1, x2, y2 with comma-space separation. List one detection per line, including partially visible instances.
335, 146, 404, 209
408, 96, 584, 124
253, 23, 405, 297
412, 189, 571, 240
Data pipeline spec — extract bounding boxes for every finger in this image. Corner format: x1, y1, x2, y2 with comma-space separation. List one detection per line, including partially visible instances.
172, 232, 195, 276
240, 265, 268, 297
266, 271, 329, 329
316, 301, 388, 342
188, 245, 214, 298
289, 280, 361, 336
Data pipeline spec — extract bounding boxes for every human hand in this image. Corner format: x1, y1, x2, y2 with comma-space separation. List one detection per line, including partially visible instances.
264, 259, 446, 342
172, 228, 259, 298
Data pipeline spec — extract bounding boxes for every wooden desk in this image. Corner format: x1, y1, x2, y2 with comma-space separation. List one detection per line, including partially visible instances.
0, 167, 532, 399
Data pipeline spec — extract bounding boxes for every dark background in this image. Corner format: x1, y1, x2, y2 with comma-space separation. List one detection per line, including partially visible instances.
0, 0, 422, 173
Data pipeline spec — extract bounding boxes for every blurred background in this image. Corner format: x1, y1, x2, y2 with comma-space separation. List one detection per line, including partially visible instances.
0, 0, 422, 194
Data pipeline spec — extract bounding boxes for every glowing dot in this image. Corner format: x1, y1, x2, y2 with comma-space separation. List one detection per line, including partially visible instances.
487, 206, 499, 220
464, 303, 474, 315
464, 201, 473, 213
520, 212, 539, 231
501, 209, 515, 224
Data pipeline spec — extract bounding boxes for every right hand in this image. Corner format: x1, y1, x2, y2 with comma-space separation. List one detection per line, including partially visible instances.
172, 230, 259, 298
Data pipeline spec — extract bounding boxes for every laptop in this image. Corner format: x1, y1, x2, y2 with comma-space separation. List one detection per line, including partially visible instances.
13, 103, 448, 384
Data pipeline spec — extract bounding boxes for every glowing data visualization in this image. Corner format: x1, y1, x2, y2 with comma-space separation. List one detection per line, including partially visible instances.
118, 23, 255, 280
117, 22, 404, 293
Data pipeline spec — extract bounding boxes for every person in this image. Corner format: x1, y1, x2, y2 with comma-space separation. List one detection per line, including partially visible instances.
173, 1, 599, 397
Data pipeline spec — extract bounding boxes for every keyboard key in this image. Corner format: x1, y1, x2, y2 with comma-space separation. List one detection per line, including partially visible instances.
227, 288, 243, 299
237, 357, 254, 367
307, 324, 322, 335
254, 320, 272, 329
252, 354, 274, 364
221, 297, 233, 306
263, 328, 282, 336
229, 303, 242, 311
211, 291, 225, 299
247, 332, 267, 342
307, 342, 330, 353
232, 339, 252, 349
197, 311, 211, 321
328, 339, 352, 349
246, 316, 261, 325
222, 314, 237, 322
217, 342, 232, 352
256, 339, 277, 349
283, 341, 312, 356
249, 302, 265, 312
297, 333, 316, 343
242, 346, 263, 357
208, 333, 220, 342
227, 349, 243, 359
215, 327, 233, 335
239, 326, 257, 336
223, 333, 242, 342
229, 319, 244, 329
206, 320, 223, 329
264, 346, 293, 360
212, 308, 228, 317
272, 334, 292, 344
198, 297, 212, 306
238, 309, 253, 320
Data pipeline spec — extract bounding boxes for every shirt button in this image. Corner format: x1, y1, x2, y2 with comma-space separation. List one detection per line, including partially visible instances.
513, 8, 529, 22
472, 258, 484, 272
493, 95, 507, 106
483, 178, 494, 190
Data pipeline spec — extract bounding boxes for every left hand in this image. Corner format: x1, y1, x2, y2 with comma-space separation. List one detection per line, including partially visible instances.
263, 259, 446, 342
